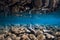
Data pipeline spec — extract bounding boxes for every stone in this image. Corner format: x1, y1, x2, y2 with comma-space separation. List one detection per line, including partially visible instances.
57, 37, 60, 40
21, 34, 30, 40
15, 37, 21, 40
24, 28, 31, 33
44, 33, 55, 38
29, 34, 38, 40
0, 34, 5, 40
36, 30, 43, 36
18, 27, 26, 34
6, 36, 12, 40
56, 32, 60, 35
43, 29, 51, 33
55, 32, 60, 37
27, 27, 36, 34
0, 25, 60, 40
11, 27, 19, 34
10, 34, 16, 40
37, 34, 46, 40
4, 31, 11, 36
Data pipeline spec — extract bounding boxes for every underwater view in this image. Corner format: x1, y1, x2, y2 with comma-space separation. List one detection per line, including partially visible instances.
0, 0, 60, 40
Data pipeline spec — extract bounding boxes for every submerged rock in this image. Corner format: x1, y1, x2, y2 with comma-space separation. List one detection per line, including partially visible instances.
43, 29, 51, 33
21, 34, 30, 40
37, 34, 46, 40
0, 25, 60, 40
15, 37, 21, 40
44, 33, 55, 39
29, 34, 38, 40
55, 32, 60, 37
10, 34, 16, 40
0, 34, 5, 40
36, 30, 43, 36
6, 36, 12, 40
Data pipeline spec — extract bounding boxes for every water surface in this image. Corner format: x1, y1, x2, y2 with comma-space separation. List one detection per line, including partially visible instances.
0, 10, 60, 25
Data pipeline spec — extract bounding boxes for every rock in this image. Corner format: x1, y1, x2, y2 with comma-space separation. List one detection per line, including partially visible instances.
10, 34, 16, 40
43, 0, 50, 8
21, 34, 30, 40
44, 33, 55, 39
36, 30, 43, 36
25, 7, 30, 10
11, 27, 26, 34
43, 29, 51, 33
56, 32, 60, 35
19, 27, 25, 31
29, 34, 38, 40
0, 34, 5, 40
12, 5, 20, 13
41, 8, 49, 13
37, 34, 46, 40
6, 36, 12, 40
4, 31, 11, 36
0, 25, 60, 40
26, 0, 32, 3
57, 37, 60, 40
18, 27, 27, 34
23, 28, 31, 33
11, 27, 19, 34
34, 0, 42, 8
55, 32, 60, 37
27, 27, 36, 34
18, 30, 25, 34
15, 37, 21, 40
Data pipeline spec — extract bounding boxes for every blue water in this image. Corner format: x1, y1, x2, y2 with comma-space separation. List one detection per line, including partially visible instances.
0, 10, 60, 25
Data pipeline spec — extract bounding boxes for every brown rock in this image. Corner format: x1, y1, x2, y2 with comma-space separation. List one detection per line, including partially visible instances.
44, 33, 55, 38
21, 34, 30, 40
4, 31, 12, 36
0, 34, 5, 40
15, 37, 21, 40
10, 34, 16, 40
34, 0, 42, 8
37, 34, 45, 40
11, 27, 19, 34
12, 5, 19, 13
29, 34, 38, 40
57, 37, 60, 40
18, 27, 26, 33
26, 0, 32, 3
55, 32, 60, 36
36, 30, 43, 36
6, 36, 12, 40
12, 0, 20, 3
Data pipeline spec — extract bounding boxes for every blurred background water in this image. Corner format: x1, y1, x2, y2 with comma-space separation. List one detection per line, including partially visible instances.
0, 9, 60, 26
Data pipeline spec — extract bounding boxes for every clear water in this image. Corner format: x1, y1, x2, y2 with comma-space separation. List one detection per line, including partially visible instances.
0, 10, 60, 25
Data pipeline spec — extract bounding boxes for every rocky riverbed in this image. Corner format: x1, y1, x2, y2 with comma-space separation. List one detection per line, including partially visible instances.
0, 26, 60, 40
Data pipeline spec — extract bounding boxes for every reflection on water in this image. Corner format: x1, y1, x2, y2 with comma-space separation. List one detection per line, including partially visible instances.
0, 10, 60, 25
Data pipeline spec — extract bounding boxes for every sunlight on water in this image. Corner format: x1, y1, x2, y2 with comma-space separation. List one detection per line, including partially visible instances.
0, 10, 60, 25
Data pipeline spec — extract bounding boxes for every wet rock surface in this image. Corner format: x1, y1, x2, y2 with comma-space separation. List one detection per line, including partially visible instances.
0, 26, 60, 40
0, 0, 60, 16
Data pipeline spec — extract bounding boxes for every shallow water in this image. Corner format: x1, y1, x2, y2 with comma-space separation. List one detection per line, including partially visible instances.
0, 10, 60, 25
